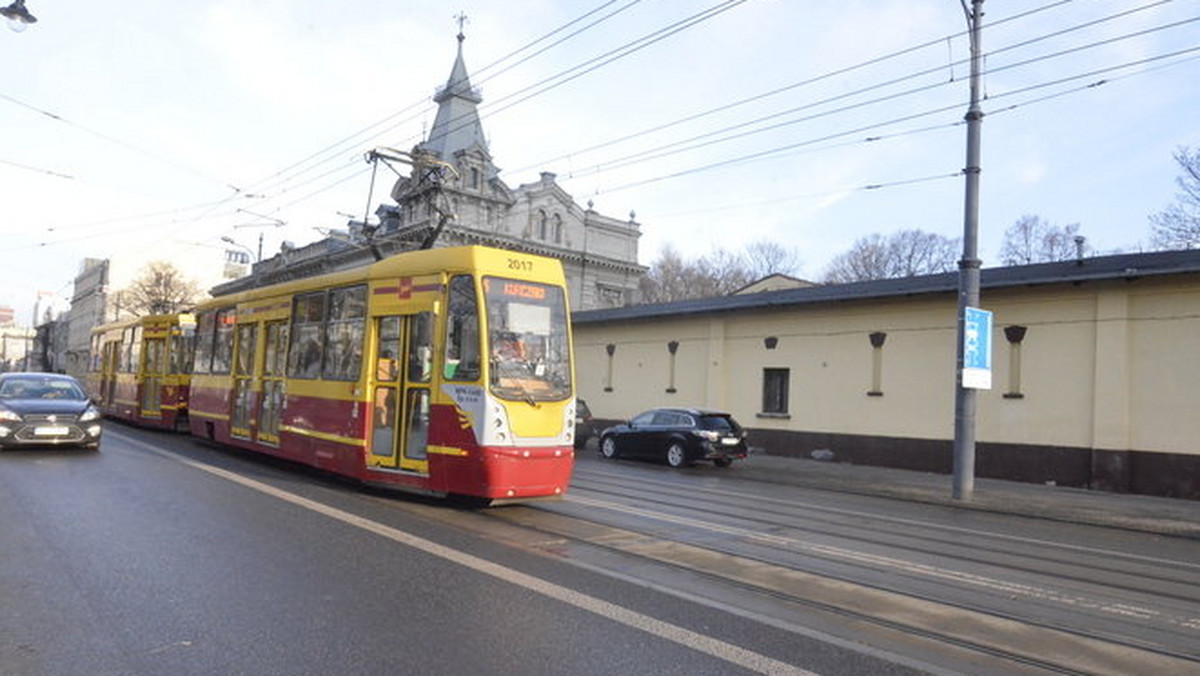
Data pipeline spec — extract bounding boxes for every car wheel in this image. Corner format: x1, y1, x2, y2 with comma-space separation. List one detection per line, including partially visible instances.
713, 457, 733, 468
666, 442, 689, 468
600, 436, 620, 459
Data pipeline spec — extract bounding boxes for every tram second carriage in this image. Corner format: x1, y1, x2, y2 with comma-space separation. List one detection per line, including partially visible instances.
87, 313, 195, 431
186, 246, 577, 502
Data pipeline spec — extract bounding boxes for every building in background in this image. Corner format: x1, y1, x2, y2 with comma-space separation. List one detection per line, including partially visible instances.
0, 306, 33, 372
215, 31, 645, 309
60, 243, 243, 378
574, 249, 1200, 499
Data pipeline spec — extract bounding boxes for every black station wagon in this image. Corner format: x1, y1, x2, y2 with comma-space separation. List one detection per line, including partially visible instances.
599, 407, 748, 468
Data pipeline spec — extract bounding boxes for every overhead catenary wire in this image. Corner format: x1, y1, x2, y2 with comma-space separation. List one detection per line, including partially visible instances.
552, 6, 1200, 187
226, 0, 648, 208
10, 1, 1196, 253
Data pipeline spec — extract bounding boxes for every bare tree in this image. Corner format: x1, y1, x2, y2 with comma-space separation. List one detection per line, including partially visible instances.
822, 230, 958, 283
122, 261, 203, 316
744, 241, 802, 279
639, 246, 695, 304
1150, 146, 1200, 250
640, 244, 772, 303
998, 215, 1086, 266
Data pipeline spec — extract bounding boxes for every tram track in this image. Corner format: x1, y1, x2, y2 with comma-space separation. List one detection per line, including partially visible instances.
473, 498, 1194, 675
573, 465, 1200, 604
479, 492, 1200, 676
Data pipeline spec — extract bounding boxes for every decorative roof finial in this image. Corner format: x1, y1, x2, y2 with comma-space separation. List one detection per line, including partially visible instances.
454, 11, 468, 42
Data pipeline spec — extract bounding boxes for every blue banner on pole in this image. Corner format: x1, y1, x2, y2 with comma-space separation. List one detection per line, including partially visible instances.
962, 306, 992, 389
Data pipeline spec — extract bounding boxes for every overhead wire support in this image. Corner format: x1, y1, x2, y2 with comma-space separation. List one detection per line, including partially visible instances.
953, 0, 985, 502
360, 148, 461, 256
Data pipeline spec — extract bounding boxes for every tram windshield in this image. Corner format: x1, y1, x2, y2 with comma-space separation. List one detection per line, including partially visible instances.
483, 277, 572, 403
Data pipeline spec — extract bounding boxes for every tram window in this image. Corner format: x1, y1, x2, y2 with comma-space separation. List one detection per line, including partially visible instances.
376, 317, 401, 382
483, 277, 572, 402
211, 309, 235, 375
444, 276, 481, 381
193, 311, 215, 374
288, 292, 327, 379
130, 327, 142, 374
264, 323, 288, 377
170, 332, 195, 375
235, 324, 256, 376
120, 328, 133, 373
144, 339, 164, 374
323, 285, 366, 381
408, 312, 434, 384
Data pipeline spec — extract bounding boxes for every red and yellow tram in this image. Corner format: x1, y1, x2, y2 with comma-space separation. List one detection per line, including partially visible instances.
186, 246, 577, 502
87, 313, 196, 431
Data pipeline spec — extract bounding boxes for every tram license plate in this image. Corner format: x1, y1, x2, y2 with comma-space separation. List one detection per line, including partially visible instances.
34, 426, 70, 436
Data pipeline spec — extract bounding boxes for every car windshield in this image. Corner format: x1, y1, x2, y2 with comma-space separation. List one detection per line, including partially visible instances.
0, 377, 87, 401
698, 415, 738, 433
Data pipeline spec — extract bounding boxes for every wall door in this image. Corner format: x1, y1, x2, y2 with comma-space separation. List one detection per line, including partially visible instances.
368, 313, 434, 472
230, 323, 259, 439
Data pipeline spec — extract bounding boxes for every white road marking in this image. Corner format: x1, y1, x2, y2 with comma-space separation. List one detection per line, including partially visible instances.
119, 434, 817, 676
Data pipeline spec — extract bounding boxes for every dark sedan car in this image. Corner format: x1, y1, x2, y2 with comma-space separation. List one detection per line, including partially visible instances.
599, 407, 748, 468
574, 398, 596, 449
0, 372, 103, 450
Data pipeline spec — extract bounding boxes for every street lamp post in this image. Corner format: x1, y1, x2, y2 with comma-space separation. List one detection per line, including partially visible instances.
953, 0, 985, 501
221, 236, 258, 263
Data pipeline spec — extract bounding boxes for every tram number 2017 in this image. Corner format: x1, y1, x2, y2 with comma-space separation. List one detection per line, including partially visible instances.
507, 258, 534, 272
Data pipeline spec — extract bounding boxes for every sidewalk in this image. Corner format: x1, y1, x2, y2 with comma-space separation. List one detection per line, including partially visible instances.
733, 453, 1200, 539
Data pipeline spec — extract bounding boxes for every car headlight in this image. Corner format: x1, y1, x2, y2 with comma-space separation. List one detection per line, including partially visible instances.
79, 406, 101, 422
0, 408, 21, 422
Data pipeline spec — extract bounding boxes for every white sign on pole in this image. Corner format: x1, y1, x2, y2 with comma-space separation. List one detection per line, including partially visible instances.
962, 306, 993, 390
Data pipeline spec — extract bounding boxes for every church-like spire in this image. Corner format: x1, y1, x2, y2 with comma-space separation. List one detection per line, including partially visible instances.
423, 22, 487, 159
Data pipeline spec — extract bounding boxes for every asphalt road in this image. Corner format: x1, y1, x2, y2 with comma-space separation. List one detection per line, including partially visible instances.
1, 426, 917, 676
3, 425, 1198, 675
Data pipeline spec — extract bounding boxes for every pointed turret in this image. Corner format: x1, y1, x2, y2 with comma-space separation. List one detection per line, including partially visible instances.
422, 31, 489, 160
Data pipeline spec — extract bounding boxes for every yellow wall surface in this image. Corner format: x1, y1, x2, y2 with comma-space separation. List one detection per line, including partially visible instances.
575, 276, 1200, 458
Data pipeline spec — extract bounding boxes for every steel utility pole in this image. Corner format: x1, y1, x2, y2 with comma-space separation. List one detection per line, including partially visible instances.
953, 0, 985, 501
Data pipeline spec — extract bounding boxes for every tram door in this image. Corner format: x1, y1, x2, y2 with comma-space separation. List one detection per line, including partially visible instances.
230, 323, 259, 439
141, 337, 166, 419
100, 341, 120, 407
369, 313, 434, 472
256, 321, 288, 445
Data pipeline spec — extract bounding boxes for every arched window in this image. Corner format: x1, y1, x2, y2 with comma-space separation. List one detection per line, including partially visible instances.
538, 210, 548, 239
553, 214, 563, 243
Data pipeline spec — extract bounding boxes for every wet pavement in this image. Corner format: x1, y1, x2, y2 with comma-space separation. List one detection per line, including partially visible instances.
732, 452, 1200, 539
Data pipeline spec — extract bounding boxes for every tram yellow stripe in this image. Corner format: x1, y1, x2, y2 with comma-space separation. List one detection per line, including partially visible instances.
427, 445, 469, 457
279, 425, 365, 448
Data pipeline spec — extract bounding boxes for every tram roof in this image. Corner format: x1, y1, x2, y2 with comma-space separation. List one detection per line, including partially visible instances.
200, 245, 564, 309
